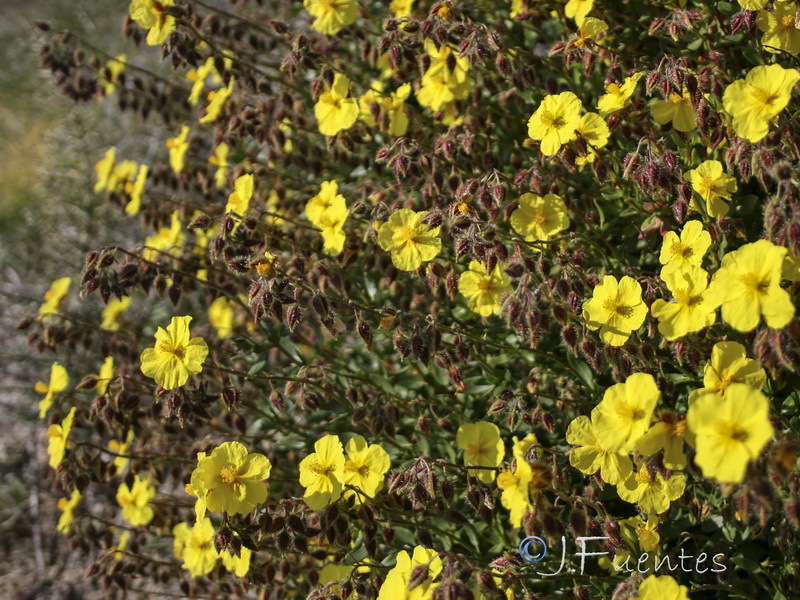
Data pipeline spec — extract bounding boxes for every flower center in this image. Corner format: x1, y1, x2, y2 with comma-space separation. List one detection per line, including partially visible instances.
477, 277, 495, 293
700, 175, 722, 197
539, 110, 566, 130
602, 298, 634, 318
320, 0, 340, 8
467, 442, 488, 458
529, 210, 547, 226
717, 420, 750, 443
158, 340, 186, 360
399, 225, 420, 244
671, 419, 687, 438
635, 469, 653, 485
671, 241, 693, 260
627, 406, 646, 421
668, 92, 687, 105
194, 538, 212, 551
673, 289, 703, 307
741, 272, 770, 295
220, 465, 240, 484
310, 460, 335, 477
781, 13, 796, 28
750, 86, 779, 111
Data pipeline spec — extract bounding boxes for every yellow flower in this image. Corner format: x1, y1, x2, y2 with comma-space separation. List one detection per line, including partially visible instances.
174, 517, 219, 577
306, 180, 345, 226
315, 74, 359, 136
225, 173, 254, 216
512, 433, 540, 460
299, 434, 346, 510
304, 0, 358, 35
108, 429, 135, 472
597, 72, 643, 117
582, 275, 648, 346
377, 208, 442, 271
96, 356, 115, 396
143, 210, 185, 261
166, 125, 190, 174
712, 239, 795, 331
386, 83, 412, 136
139, 315, 209, 390
113, 530, 130, 561
48, 407, 76, 469
566, 415, 633, 485
510, 0, 527, 17
209, 142, 229, 187
652, 89, 696, 132
738, 0, 767, 7
575, 111, 610, 149
456, 422, 505, 483
200, 77, 235, 123
57, 490, 81, 534
650, 266, 722, 340
658, 220, 711, 275
723, 64, 800, 142
457, 261, 512, 317
687, 384, 774, 483
510, 192, 570, 242
94, 147, 116, 192
107, 160, 139, 195
624, 514, 661, 553
187, 58, 216, 106
343, 435, 390, 503
318, 204, 349, 256
570, 17, 608, 48
685, 160, 737, 218
638, 575, 690, 600
378, 546, 442, 600
592, 372, 660, 453
100, 54, 127, 96
358, 80, 385, 127
417, 41, 472, 112
265, 190, 286, 227
100, 296, 132, 331
190, 441, 272, 516
36, 362, 69, 419
527, 92, 582, 156
129, 0, 176, 45
221, 540, 252, 577
253, 251, 277, 277
497, 458, 533, 527
758, 1, 800, 55
390, 0, 415, 18
689, 341, 767, 403
209, 297, 235, 338
417, 71, 467, 112
565, 0, 594, 25
38, 277, 71, 320
617, 468, 685, 514
125, 164, 148, 216
320, 564, 355, 591
116, 475, 155, 526
784, 253, 800, 281
635, 411, 688, 470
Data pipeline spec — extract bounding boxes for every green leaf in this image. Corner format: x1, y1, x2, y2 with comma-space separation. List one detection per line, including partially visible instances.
567, 356, 594, 390
278, 337, 305, 364
248, 359, 266, 375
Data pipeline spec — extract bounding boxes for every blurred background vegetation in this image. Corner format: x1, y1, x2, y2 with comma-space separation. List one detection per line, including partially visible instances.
0, 2, 151, 596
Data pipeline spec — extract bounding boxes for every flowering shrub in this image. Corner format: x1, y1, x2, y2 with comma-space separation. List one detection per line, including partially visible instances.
24, 0, 800, 598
